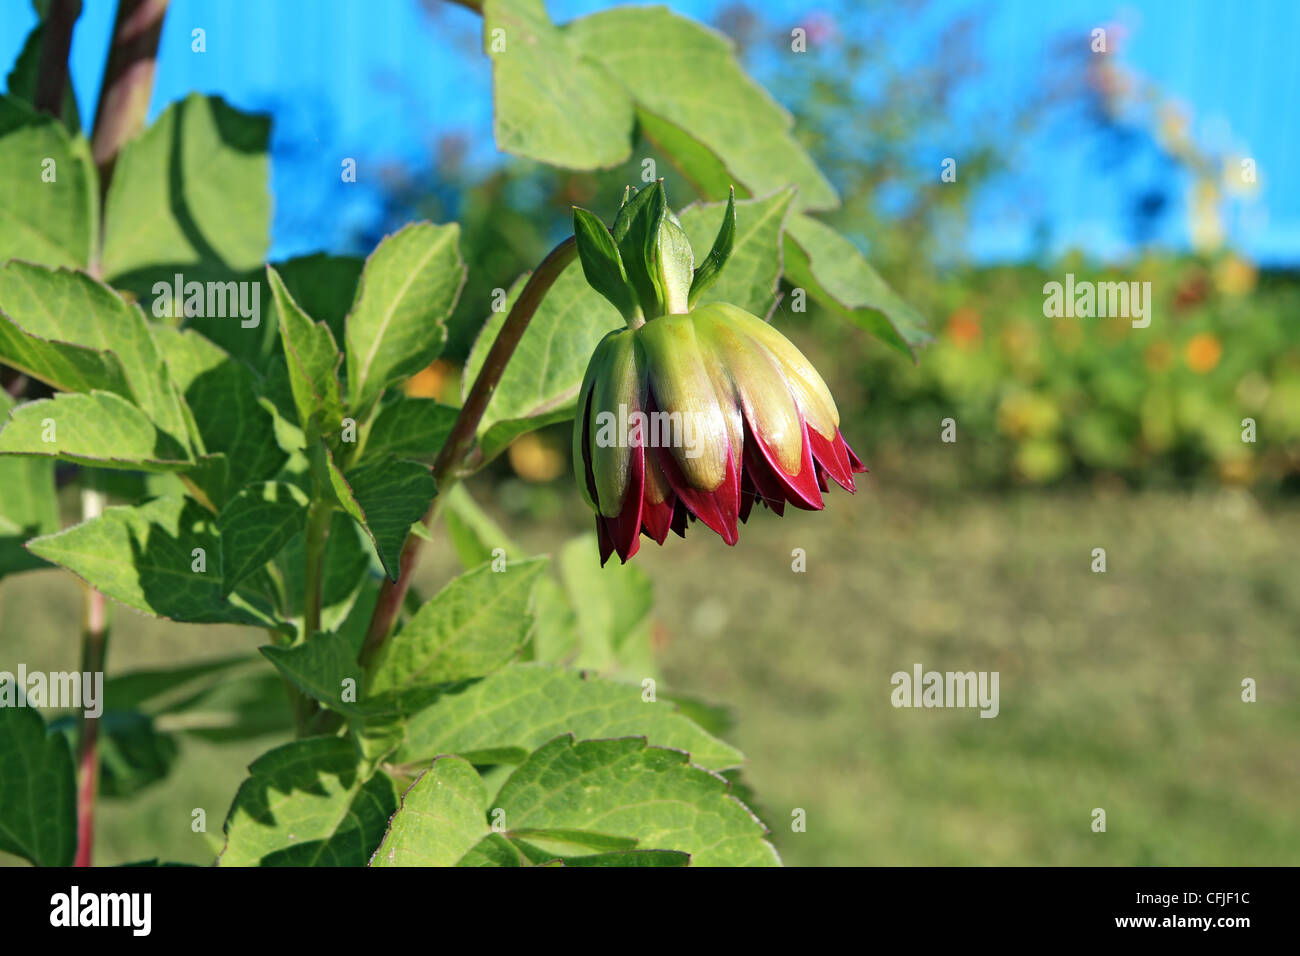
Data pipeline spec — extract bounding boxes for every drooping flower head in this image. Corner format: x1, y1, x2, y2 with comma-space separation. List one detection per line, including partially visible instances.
572, 183, 867, 565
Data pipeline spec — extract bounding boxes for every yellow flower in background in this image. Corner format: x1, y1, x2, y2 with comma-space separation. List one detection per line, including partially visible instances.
508, 431, 567, 482
1184, 333, 1222, 374
1214, 255, 1257, 297
1188, 179, 1224, 252
997, 392, 1060, 440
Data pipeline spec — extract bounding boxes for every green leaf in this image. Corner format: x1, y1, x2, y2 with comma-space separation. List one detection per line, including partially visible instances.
395, 662, 743, 772
0, 308, 130, 398
371, 756, 688, 867
559, 533, 653, 674
464, 261, 621, 464
493, 736, 777, 866
219, 736, 397, 866
440, 483, 523, 568
0, 690, 77, 866
218, 481, 309, 595
5, 23, 80, 133
783, 213, 931, 360
267, 265, 344, 438
271, 253, 364, 345
380, 735, 774, 866
437, 495, 585, 668
369, 756, 487, 867
635, 107, 733, 199
0, 391, 192, 471
483, 0, 633, 170
0, 262, 190, 444
101, 94, 270, 284
369, 558, 548, 709
154, 670, 294, 743
323, 452, 435, 581
50, 711, 178, 799
151, 327, 287, 506
572, 206, 639, 321
455, 832, 526, 866
567, 7, 838, 212
680, 186, 794, 318
529, 575, 579, 667
0, 390, 57, 576
261, 631, 367, 717
344, 222, 465, 415
516, 844, 690, 867
363, 396, 458, 463
275, 511, 375, 638
26, 495, 285, 629
102, 655, 264, 714
0, 95, 96, 268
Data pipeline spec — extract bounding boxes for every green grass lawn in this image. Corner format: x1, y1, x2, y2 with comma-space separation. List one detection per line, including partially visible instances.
2, 485, 1296, 866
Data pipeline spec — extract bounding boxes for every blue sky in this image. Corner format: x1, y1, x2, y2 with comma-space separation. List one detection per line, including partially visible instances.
3, 0, 1295, 264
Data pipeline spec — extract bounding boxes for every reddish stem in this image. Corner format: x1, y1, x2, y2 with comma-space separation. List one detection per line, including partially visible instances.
33, 0, 80, 119
90, 0, 170, 202
73, 0, 169, 867
358, 237, 577, 667
74, 584, 108, 867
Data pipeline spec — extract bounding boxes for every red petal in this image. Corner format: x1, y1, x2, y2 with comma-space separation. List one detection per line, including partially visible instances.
596, 518, 616, 566
670, 499, 689, 538
653, 441, 740, 546
742, 431, 788, 516
605, 440, 645, 563
738, 473, 756, 524
808, 427, 856, 492
842, 431, 868, 473
746, 415, 824, 512
640, 490, 675, 544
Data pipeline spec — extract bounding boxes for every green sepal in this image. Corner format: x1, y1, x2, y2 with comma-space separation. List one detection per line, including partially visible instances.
611, 182, 668, 318
655, 209, 694, 315
688, 186, 737, 307
572, 206, 642, 323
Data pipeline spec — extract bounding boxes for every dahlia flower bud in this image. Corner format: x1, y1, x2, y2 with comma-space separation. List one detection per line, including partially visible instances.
572, 183, 867, 565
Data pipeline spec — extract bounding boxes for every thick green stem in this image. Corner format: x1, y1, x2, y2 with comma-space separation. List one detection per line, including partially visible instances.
302, 498, 332, 639
358, 237, 578, 668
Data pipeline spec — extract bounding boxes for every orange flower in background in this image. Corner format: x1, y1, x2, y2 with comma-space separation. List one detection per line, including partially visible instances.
1184, 333, 1222, 374
945, 307, 982, 349
404, 359, 455, 399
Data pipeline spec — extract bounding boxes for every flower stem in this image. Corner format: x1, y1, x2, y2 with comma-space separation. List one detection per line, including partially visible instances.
89, 0, 170, 204
73, 0, 169, 867
302, 498, 332, 639
74, 487, 109, 867
33, 0, 80, 119
358, 237, 577, 668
